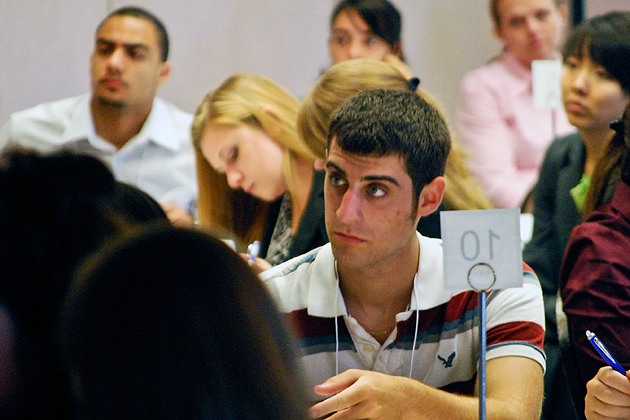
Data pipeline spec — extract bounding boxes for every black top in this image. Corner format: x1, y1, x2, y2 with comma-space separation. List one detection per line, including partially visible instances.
523, 132, 584, 342
261, 169, 328, 261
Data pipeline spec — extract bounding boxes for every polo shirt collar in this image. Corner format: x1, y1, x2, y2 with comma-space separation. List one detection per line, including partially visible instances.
307, 233, 454, 318
307, 244, 345, 317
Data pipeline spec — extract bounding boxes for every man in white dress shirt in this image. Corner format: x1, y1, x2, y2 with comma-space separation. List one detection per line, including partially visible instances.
0, 6, 196, 226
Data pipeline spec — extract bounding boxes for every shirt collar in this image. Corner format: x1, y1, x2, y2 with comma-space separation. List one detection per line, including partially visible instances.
60, 96, 180, 152
60, 95, 98, 144
308, 233, 454, 317
307, 244, 344, 317
134, 98, 180, 151
502, 50, 533, 81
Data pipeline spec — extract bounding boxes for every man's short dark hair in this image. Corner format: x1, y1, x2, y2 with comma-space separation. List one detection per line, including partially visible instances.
97, 6, 169, 62
328, 88, 451, 204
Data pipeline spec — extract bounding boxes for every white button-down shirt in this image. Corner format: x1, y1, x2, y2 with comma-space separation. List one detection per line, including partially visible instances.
0, 94, 197, 211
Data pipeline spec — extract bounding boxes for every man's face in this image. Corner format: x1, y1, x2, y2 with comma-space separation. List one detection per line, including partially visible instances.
324, 139, 421, 271
328, 8, 396, 65
90, 15, 169, 110
494, 0, 566, 68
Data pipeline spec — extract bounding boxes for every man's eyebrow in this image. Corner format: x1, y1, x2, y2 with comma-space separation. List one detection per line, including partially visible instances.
95, 38, 149, 51
325, 161, 346, 175
326, 161, 400, 186
95, 38, 115, 46
363, 175, 399, 186
125, 43, 149, 51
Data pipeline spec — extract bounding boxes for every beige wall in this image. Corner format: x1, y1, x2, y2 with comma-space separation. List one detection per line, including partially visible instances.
0, 1, 499, 125
1, 1, 628, 127
587, 0, 630, 17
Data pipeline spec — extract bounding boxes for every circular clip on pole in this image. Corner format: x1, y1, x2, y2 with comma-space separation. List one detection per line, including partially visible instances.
467, 262, 497, 420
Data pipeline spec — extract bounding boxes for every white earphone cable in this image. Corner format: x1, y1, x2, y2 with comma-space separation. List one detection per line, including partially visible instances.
333, 261, 420, 379
334, 260, 340, 377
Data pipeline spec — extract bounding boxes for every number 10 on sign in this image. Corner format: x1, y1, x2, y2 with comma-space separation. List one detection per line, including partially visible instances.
440, 209, 523, 291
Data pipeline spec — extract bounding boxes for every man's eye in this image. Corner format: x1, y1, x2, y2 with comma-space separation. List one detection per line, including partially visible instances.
535, 10, 550, 21
508, 17, 525, 27
128, 48, 147, 60
330, 173, 346, 187
96, 45, 113, 55
367, 185, 386, 197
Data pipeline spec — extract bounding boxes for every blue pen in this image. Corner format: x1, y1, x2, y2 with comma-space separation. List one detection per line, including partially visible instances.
247, 241, 261, 263
586, 330, 627, 375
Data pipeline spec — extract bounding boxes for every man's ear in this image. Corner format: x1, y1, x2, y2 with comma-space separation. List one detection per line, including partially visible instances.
157, 61, 171, 86
416, 176, 446, 217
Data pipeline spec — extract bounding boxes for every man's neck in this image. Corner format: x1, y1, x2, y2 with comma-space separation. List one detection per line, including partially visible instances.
338, 235, 420, 336
91, 97, 152, 150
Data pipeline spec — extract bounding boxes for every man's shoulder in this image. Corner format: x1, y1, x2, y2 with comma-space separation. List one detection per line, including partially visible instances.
1, 95, 88, 148
260, 244, 334, 313
261, 244, 329, 283
8, 95, 86, 128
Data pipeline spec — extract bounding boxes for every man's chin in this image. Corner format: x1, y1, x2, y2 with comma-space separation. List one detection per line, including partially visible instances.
95, 95, 127, 109
330, 240, 365, 263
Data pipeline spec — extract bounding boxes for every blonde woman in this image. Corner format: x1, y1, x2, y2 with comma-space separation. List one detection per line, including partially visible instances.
192, 74, 326, 269
298, 59, 493, 236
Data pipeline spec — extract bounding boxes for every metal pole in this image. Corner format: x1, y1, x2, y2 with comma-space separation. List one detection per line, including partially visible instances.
479, 291, 487, 420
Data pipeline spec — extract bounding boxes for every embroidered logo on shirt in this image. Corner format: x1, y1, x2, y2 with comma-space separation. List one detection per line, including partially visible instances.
438, 351, 456, 368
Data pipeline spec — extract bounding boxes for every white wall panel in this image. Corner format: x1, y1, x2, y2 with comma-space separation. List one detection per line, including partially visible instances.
587, 0, 630, 18
0, 1, 506, 125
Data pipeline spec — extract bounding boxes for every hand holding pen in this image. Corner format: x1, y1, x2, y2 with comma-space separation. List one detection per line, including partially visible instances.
243, 241, 272, 274
585, 331, 630, 420
586, 330, 626, 375
247, 241, 261, 263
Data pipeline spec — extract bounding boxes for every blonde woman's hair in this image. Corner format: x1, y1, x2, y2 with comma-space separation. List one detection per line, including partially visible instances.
298, 59, 493, 210
192, 73, 315, 247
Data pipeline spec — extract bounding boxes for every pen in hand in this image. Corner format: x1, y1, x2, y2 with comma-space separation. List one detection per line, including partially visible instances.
586, 330, 627, 375
247, 241, 261, 263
